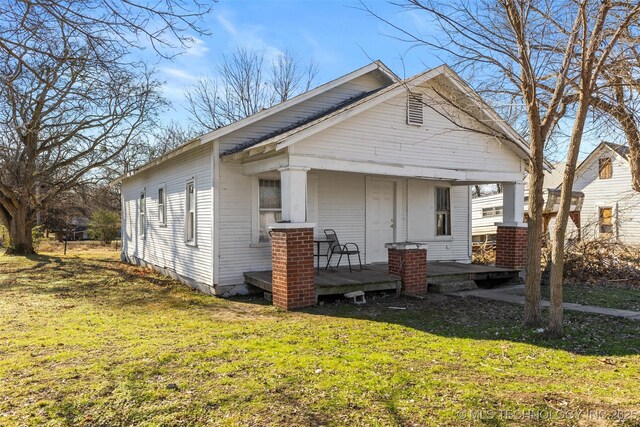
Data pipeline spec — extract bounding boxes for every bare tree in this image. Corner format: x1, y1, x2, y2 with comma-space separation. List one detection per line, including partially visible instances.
0, 1, 212, 254
366, 0, 583, 327
185, 47, 318, 131
547, 1, 640, 336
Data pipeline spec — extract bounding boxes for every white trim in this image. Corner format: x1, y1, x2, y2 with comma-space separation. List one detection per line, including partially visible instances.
267, 222, 317, 229
288, 154, 524, 182
157, 182, 167, 227
212, 140, 221, 285
185, 178, 197, 246
139, 188, 146, 238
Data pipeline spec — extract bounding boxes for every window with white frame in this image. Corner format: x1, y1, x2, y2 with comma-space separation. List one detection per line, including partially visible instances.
139, 190, 145, 236
482, 206, 503, 218
259, 179, 282, 241
158, 185, 166, 226
185, 180, 196, 244
435, 187, 451, 236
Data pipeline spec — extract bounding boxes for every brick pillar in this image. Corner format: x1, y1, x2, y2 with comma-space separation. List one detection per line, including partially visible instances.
270, 227, 315, 310
495, 225, 528, 269
386, 243, 428, 296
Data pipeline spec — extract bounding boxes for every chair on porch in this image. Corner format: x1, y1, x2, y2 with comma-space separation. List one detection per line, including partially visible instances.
324, 229, 362, 272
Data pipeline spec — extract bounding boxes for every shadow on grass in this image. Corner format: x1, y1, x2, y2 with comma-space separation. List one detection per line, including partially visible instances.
3, 253, 638, 357
290, 291, 640, 358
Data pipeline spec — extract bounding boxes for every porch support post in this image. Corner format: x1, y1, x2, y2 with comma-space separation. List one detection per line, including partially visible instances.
385, 242, 428, 296
495, 182, 527, 271
278, 166, 310, 223
501, 181, 525, 225
269, 222, 316, 311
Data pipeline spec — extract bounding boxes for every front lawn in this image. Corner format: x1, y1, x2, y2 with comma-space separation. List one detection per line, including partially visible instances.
1, 250, 639, 426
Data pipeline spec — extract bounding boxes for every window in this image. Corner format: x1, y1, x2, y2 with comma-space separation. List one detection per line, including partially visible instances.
407, 92, 424, 125
185, 181, 196, 244
599, 157, 612, 179
482, 206, 503, 218
436, 187, 451, 236
599, 207, 613, 235
158, 186, 166, 226
259, 179, 282, 241
138, 190, 145, 236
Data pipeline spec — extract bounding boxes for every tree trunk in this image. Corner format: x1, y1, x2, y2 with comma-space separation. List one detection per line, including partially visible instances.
548, 96, 591, 337
524, 155, 545, 327
6, 205, 35, 255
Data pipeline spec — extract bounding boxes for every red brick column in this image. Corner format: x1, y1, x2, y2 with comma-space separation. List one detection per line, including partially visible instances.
495, 225, 528, 269
270, 227, 315, 310
387, 246, 427, 296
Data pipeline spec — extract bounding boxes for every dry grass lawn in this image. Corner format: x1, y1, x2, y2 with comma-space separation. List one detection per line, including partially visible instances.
1, 248, 639, 426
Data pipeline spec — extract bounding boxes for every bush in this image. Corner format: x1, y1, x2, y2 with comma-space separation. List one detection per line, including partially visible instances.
88, 210, 120, 244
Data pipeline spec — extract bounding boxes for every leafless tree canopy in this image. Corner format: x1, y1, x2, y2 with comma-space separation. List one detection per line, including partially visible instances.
0, 0, 212, 254
185, 47, 318, 131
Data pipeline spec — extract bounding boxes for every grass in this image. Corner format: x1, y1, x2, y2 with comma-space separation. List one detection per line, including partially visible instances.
1, 249, 640, 426
541, 283, 640, 312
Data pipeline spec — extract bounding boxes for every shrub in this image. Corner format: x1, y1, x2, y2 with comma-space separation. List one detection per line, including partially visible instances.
89, 210, 120, 244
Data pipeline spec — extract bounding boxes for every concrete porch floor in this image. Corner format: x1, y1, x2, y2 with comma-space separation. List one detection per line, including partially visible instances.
244, 262, 521, 296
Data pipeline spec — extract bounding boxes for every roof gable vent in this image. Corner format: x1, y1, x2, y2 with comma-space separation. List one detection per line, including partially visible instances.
407, 92, 424, 125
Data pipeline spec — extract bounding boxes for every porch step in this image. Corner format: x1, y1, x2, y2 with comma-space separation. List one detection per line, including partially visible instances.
429, 280, 478, 294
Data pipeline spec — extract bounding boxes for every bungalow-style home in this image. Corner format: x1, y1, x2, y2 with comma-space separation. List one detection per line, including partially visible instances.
114, 61, 532, 310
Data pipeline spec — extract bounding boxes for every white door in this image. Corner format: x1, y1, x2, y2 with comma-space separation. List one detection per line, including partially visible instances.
366, 179, 396, 263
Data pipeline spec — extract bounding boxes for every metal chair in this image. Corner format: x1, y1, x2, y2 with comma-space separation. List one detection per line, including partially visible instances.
324, 229, 362, 272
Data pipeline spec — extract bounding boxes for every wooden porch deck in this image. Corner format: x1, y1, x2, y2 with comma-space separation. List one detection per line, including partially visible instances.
243, 262, 520, 296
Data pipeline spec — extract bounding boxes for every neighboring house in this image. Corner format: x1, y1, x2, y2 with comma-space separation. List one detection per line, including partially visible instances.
472, 164, 583, 242
573, 142, 640, 244
114, 61, 531, 296
472, 141, 640, 245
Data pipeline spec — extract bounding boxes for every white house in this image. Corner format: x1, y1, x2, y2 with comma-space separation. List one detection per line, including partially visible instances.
573, 142, 640, 244
114, 61, 531, 305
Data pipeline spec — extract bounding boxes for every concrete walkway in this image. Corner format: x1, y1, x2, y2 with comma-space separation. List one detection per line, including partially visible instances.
450, 284, 640, 321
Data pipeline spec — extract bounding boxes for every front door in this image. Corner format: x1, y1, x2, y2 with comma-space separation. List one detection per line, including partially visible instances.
366, 179, 396, 263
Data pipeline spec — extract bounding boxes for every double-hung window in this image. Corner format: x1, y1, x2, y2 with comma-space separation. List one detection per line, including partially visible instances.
435, 187, 451, 236
158, 186, 166, 226
258, 179, 282, 241
185, 180, 196, 244
139, 190, 145, 237
599, 207, 613, 235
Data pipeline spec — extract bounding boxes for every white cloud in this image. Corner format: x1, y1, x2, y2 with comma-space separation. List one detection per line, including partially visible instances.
161, 67, 198, 81
184, 37, 209, 57
217, 15, 238, 35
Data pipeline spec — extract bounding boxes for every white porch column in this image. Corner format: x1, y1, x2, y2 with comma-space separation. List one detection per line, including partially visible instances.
500, 181, 525, 226
278, 166, 310, 223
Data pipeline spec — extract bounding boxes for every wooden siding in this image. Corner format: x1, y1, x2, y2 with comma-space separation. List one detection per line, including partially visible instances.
121, 144, 213, 286
574, 149, 640, 244
216, 167, 471, 286
218, 73, 390, 153
293, 83, 523, 174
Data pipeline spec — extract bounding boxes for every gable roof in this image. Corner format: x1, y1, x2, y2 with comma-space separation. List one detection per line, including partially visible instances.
112, 60, 398, 184
574, 141, 630, 179
222, 64, 531, 162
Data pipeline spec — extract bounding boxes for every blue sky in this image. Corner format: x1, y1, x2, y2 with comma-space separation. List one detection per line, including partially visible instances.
153, 0, 611, 160
156, 0, 440, 124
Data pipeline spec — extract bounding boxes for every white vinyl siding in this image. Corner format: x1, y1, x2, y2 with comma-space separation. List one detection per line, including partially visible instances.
121, 144, 213, 287
294, 85, 523, 174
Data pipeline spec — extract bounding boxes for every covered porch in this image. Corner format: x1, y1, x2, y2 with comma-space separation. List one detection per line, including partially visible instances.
226, 149, 529, 310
